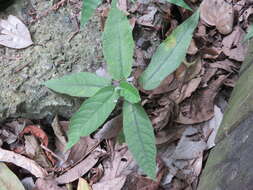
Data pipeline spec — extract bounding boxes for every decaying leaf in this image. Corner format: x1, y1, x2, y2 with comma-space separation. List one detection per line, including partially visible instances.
35, 178, 66, 190
222, 26, 247, 62
200, 0, 234, 35
176, 75, 226, 124
0, 148, 47, 178
56, 148, 102, 184
0, 15, 33, 49
94, 114, 123, 140
92, 145, 135, 190
202, 106, 223, 149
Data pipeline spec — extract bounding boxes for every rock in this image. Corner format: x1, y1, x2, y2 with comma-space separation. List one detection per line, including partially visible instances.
0, 0, 103, 121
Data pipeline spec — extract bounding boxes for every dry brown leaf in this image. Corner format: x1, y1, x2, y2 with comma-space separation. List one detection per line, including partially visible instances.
209, 59, 239, 73
92, 145, 135, 190
0, 15, 33, 49
152, 102, 175, 131
137, 6, 157, 27
56, 148, 102, 184
0, 148, 47, 178
66, 136, 98, 166
222, 26, 247, 62
123, 174, 160, 190
0, 121, 25, 145
200, 0, 234, 35
155, 126, 185, 145
94, 115, 123, 140
169, 77, 202, 104
35, 178, 66, 190
24, 135, 52, 168
176, 75, 226, 124
51, 116, 67, 153
187, 39, 198, 55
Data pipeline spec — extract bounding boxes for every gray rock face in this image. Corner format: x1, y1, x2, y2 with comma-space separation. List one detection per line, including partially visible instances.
0, 0, 103, 120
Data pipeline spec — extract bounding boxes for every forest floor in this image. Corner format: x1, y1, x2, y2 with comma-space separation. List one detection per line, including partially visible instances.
0, 0, 252, 189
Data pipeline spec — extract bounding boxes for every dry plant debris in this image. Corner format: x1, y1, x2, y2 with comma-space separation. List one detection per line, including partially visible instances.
0, 0, 252, 189
0, 15, 33, 49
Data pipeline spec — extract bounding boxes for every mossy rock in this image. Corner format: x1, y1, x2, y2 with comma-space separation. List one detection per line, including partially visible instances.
0, 0, 103, 120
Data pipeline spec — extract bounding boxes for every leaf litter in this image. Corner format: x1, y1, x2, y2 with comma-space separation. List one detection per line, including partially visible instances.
0, 0, 251, 189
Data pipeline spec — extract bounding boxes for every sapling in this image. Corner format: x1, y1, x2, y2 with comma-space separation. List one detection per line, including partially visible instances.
44, 0, 199, 179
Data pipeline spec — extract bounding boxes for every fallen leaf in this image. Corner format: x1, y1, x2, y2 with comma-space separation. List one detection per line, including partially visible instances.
169, 77, 202, 104
35, 178, 66, 190
20, 125, 48, 147
66, 136, 98, 166
137, 6, 157, 27
56, 148, 101, 184
200, 0, 234, 34
51, 116, 67, 153
94, 114, 123, 140
172, 128, 207, 160
92, 145, 135, 190
24, 135, 52, 168
209, 59, 239, 73
176, 75, 226, 124
187, 39, 198, 55
123, 174, 160, 190
0, 15, 33, 49
202, 105, 223, 149
222, 26, 247, 62
0, 148, 47, 178
0, 120, 25, 144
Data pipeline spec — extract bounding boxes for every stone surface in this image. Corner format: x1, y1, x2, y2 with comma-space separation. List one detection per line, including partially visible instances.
0, 0, 103, 120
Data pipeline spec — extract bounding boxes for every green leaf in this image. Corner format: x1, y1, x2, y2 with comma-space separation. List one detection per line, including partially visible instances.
123, 101, 157, 179
120, 81, 141, 103
80, 0, 102, 26
244, 24, 253, 42
44, 72, 111, 97
0, 163, 25, 190
67, 86, 119, 149
139, 10, 199, 90
102, 0, 134, 80
166, 0, 192, 10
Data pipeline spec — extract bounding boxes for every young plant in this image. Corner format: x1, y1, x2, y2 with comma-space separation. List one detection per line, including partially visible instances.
45, 0, 199, 179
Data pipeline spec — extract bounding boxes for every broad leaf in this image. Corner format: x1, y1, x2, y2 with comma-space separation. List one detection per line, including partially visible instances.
67, 86, 119, 148
244, 24, 253, 42
44, 72, 111, 97
139, 10, 199, 90
120, 81, 141, 103
123, 101, 157, 179
166, 0, 192, 10
0, 163, 25, 190
81, 0, 102, 26
102, 0, 134, 80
